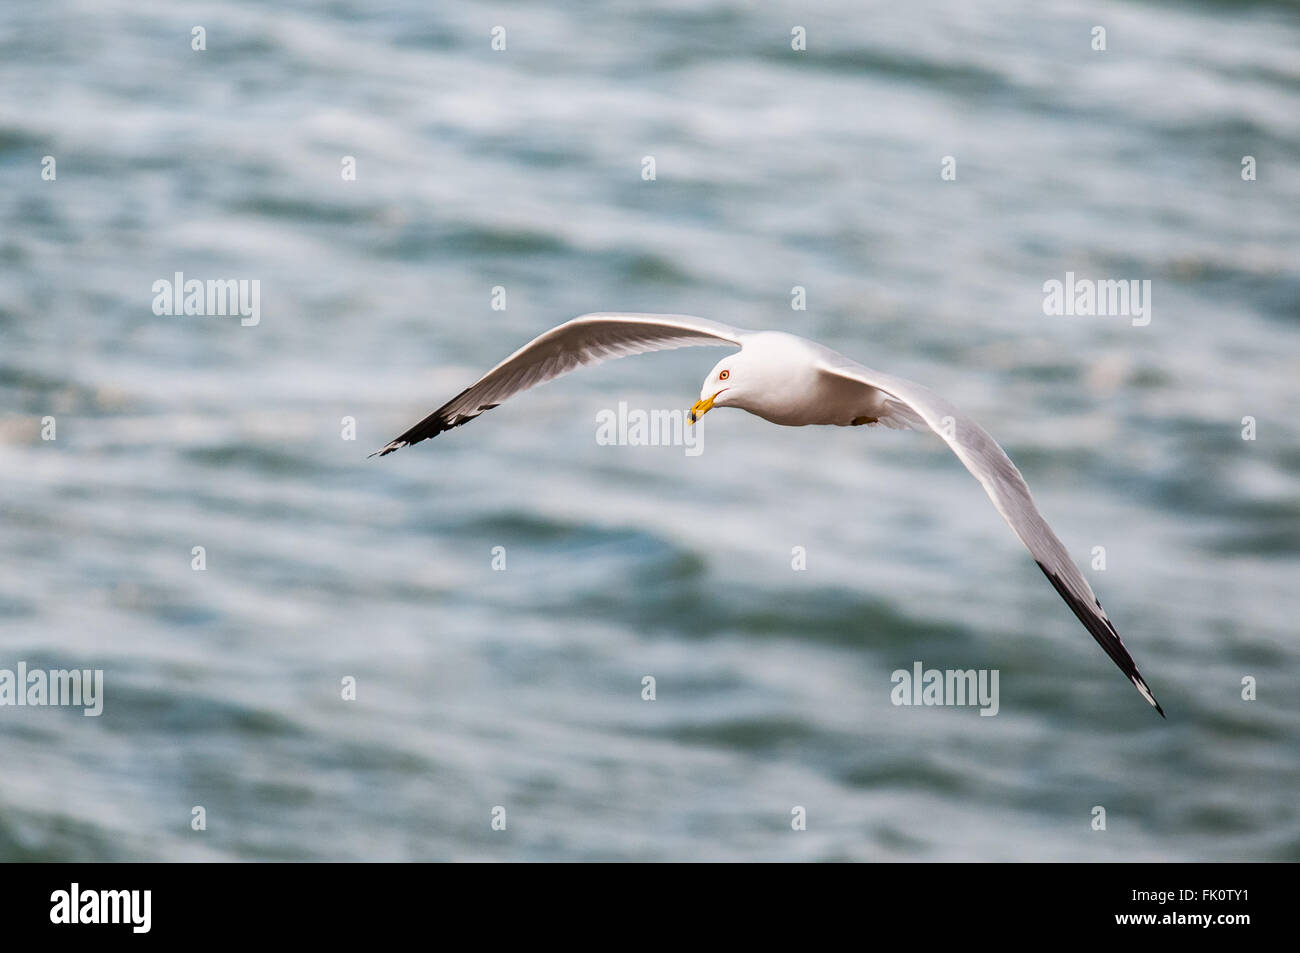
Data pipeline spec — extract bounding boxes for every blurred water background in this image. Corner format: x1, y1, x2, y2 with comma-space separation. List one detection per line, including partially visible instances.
1, 0, 1298, 861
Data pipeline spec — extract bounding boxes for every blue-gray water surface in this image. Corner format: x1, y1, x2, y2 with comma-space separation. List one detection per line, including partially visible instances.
1, 1, 1298, 861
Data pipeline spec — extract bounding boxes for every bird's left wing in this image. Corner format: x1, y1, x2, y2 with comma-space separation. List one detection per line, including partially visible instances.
818, 356, 1164, 716
371, 312, 747, 456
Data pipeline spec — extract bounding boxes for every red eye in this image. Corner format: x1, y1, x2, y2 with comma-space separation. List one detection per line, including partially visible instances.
719, 370, 730, 381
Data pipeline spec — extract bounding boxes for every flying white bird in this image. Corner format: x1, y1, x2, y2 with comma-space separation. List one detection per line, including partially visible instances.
373, 312, 1164, 716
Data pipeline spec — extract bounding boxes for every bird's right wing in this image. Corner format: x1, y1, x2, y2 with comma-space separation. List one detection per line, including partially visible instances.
371, 312, 747, 456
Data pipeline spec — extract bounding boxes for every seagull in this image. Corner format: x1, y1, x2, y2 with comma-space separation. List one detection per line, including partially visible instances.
372, 312, 1164, 716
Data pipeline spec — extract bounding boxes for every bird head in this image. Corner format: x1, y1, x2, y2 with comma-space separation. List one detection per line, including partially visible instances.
688, 354, 742, 423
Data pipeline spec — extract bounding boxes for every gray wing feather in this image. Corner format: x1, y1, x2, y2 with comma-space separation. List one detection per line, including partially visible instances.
372, 312, 746, 456
819, 356, 1164, 716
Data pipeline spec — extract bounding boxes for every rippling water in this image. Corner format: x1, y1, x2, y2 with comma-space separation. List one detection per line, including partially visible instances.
2, 0, 1298, 861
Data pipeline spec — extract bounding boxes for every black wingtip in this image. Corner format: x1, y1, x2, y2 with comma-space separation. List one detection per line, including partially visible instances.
1137, 677, 1166, 718
1130, 673, 1165, 719
1153, 695, 1166, 719
367, 440, 407, 459
1036, 561, 1165, 718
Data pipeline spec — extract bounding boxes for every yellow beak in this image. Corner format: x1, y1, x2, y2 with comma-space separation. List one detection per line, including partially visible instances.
687, 392, 720, 424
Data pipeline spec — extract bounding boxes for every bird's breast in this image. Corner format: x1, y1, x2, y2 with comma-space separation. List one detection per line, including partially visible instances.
741, 370, 883, 427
